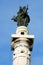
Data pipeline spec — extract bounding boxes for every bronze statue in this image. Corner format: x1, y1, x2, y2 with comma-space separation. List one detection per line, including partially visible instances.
11, 6, 30, 27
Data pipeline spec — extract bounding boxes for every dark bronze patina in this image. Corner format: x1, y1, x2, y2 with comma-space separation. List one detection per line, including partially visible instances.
11, 6, 30, 27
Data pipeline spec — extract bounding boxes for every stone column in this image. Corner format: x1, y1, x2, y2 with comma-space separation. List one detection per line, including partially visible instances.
11, 26, 34, 65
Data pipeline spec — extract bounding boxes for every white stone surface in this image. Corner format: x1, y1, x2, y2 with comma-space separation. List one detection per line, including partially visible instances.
12, 38, 31, 65
16, 26, 29, 34
11, 34, 34, 39
11, 26, 34, 65
13, 54, 30, 65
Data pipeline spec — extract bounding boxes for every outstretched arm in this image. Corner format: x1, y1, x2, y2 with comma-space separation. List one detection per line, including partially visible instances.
11, 16, 17, 22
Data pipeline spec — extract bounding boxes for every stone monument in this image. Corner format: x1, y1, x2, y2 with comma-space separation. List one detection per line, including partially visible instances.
11, 6, 34, 65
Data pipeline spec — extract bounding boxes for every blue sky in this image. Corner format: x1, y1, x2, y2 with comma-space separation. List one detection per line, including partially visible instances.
0, 0, 43, 65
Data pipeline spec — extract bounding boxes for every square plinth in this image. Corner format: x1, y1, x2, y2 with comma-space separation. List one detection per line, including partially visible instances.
11, 34, 34, 40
